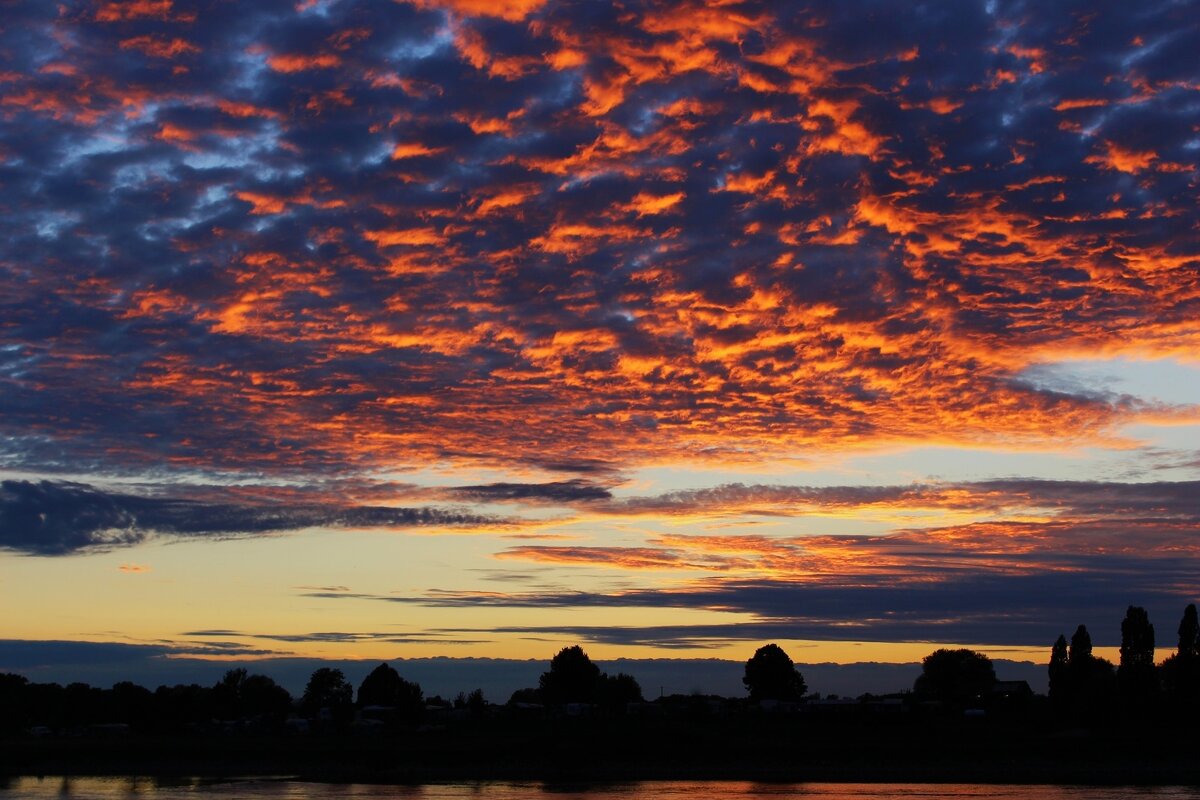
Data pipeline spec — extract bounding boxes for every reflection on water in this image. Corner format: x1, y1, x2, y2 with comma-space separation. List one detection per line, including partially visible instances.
2, 780, 1199, 800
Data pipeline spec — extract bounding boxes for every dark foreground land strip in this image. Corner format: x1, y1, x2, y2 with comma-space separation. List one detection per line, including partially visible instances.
4, 719, 1200, 785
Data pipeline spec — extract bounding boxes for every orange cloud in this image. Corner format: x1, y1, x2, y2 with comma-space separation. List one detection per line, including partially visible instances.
407, 0, 547, 22
454, 27, 540, 79
901, 97, 963, 114
155, 122, 196, 144
96, 1, 193, 22
119, 36, 200, 58
475, 186, 539, 216
1085, 141, 1157, 173
1054, 97, 1109, 111
721, 170, 775, 193
216, 100, 281, 119
391, 142, 446, 159
365, 228, 448, 247
620, 191, 686, 217
236, 191, 288, 215
266, 53, 342, 73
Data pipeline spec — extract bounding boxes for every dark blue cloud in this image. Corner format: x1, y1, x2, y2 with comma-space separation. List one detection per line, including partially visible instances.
336, 570, 1199, 648
0, 480, 505, 555
447, 479, 614, 503
0, 639, 173, 670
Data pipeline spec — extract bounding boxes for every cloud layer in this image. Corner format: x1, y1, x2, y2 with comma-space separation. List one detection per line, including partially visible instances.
297, 477, 1200, 646
0, 479, 503, 555
0, 0, 1196, 474
1, 1, 1197, 658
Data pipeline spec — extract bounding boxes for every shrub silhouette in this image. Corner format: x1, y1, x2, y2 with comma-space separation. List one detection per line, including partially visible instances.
508, 686, 543, 705
598, 672, 644, 707
454, 688, 488, 716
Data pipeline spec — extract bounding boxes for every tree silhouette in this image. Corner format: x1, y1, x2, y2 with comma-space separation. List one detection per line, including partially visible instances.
246, 674, 291, 719
914, 648, 995, 706
1119, 606, 1155, 671
1069, 624, 1092, 664
1160, 604, 1200, 708
0, 674, 29, 733
110, 681, 153, 727
1064, 623, 1116, 716
539, 645, 602, 704
211, 668, 248, 720
210, 669, 291, 723
301, 667, 353, 724
1118, 605, 1157, 707
357, 662, 423, 719
1179, 604, 1199, 659
743, 643, 807, 702
1048, 634, 1069, 704
154, 683, 210, 729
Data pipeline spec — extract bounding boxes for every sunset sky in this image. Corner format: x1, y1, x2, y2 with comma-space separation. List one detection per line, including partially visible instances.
2, 0, 1199, 678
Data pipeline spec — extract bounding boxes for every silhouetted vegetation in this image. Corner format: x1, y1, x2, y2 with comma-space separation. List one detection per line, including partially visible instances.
300, 667, 353, 727
508, 645, 645, 709
454, 688, 488, 717
1040, 604, 1200, 724
913, 648, 995, 707
1048, 623, 1118, 719
1118, 606, 1157, 710
1047, 634, 1068, 706
211, 668, 292, 723
357, 662, 423, 722
742, 643, 806, 701
4, 609, 1200, 783
539, 645, 602, 704
1160, 603, 1200, 713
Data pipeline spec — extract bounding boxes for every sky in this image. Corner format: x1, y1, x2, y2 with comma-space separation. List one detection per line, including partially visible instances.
1, 0, 1199, 689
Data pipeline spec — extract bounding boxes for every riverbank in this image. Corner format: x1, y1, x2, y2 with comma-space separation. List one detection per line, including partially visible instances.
4, 715, 1199, 785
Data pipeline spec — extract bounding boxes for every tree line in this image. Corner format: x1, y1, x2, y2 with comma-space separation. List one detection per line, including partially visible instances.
3, 604, 1198, 735
1046, 603, 1200, 718
0, 647, 640, 735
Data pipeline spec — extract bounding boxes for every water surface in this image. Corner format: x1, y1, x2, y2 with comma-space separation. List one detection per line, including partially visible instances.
4, 780, 1199, 800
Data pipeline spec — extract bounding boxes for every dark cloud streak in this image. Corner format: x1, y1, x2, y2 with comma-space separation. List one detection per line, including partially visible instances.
447, 479, 614, 503
0, 480, 506, 555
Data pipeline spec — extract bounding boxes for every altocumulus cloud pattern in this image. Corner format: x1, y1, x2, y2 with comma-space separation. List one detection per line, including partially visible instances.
1, 0, 1199, 653
1, 0, 1196, 472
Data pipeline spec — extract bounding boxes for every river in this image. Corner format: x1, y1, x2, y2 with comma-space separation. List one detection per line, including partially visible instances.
3, 780, 1199, 799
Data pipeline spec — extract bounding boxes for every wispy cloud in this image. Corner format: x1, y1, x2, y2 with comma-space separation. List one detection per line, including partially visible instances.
0, 479, 509, 555
298, 476, 1200, 646
445, 479, 615, 503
